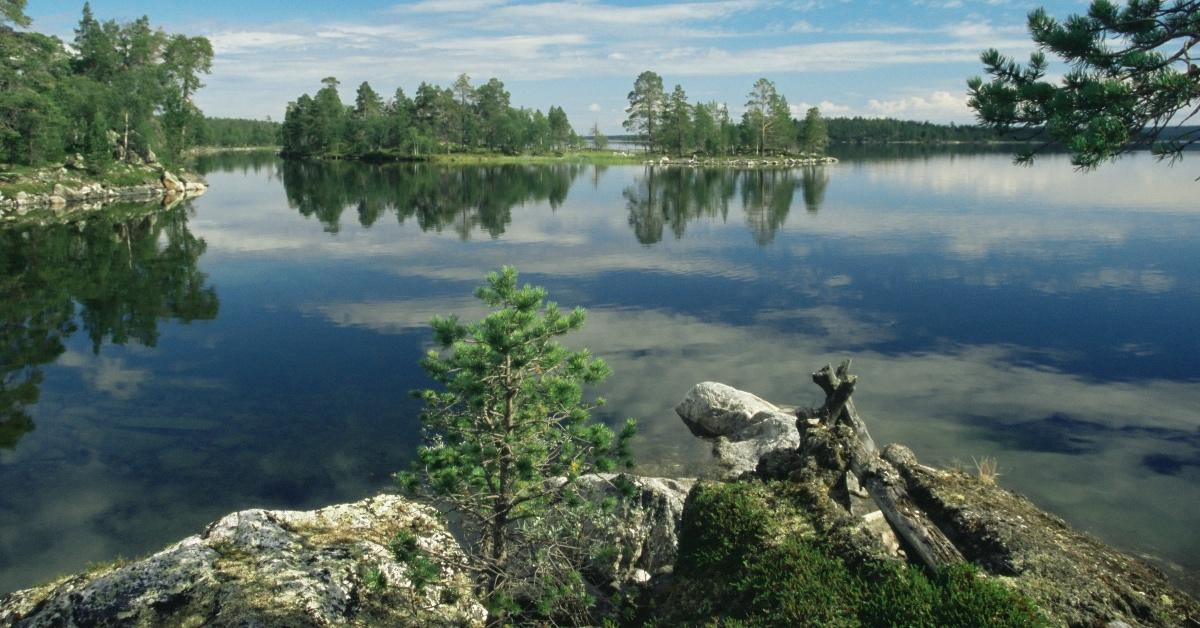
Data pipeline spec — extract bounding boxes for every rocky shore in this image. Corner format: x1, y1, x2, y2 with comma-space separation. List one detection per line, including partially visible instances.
643, 154, 839, 168
2, 364, 1196, 627
0, 163, 207, 223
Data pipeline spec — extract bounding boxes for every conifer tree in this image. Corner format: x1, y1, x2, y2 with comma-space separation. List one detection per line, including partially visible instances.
968, 0, 1200, 169
624, 70, 665, 152
801, 106, 828, 155
399, 267, 636, 625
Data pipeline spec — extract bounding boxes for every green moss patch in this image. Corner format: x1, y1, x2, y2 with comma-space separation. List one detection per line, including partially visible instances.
651, 481, 1047, 627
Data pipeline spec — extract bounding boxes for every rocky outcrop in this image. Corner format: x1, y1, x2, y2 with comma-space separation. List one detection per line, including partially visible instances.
575, 473, 695, 587
0, 473, 696, 627
0, 496, 486, 627
882, 443, 1200, 628
677, 367, 1200, 627
0, 166, 206, 222
676, 381, 801, 478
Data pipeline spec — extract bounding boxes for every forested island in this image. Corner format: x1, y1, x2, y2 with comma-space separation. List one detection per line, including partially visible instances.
277, 71, 1019, 163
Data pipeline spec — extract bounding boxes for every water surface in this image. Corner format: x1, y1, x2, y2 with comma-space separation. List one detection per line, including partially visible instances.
2, 150, 1197, 594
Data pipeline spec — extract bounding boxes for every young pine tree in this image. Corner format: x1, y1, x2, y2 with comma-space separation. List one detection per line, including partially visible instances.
399, 267, 636, 625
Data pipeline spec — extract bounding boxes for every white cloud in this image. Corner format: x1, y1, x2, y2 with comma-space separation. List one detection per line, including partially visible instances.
588, 103, 602, 112
208, 31, 310, 54
867, 90, 971, 121
492, 0, 761, 27
792, 100, 852, 116
401, 0, 511, 12
423, 33, 589, 58
788, 20, 821, 33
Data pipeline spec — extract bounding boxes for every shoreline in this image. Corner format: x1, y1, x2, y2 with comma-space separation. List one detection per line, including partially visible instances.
0, 163, 207, 222
3, 373, 1196, 626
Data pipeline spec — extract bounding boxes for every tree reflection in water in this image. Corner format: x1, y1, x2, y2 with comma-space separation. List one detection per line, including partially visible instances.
280, 160, 584, 239
269, 157, 832, 246
0, 204, 219, 450
624, 166, 830, 245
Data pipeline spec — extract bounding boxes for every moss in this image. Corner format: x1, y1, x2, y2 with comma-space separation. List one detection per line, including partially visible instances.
649, 481, 1048, 627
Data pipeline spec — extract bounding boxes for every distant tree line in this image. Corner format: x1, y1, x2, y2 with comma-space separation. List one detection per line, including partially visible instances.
0, 2, 213, 169
199, 117, 281, 147
623, 71, 830, 156
825, 117, 1001, 144
281, 74, 580, 158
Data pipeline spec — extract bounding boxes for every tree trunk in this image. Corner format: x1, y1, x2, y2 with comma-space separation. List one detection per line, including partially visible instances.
810, 361, 963, 569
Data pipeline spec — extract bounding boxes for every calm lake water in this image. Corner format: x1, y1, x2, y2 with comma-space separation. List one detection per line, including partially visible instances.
2, 149, 1198, 595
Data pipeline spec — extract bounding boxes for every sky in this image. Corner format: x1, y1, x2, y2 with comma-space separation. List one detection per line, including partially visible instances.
24, 0, 1084, 133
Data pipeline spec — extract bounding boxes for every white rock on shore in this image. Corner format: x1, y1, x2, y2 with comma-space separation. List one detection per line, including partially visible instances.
675, 382, 801, 478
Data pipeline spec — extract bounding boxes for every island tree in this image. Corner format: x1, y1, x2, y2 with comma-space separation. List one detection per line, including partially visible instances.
800, 106, 829, 155
663, 84, 692, 155
624, 70, 665, 152
744, 78, 792, 155
968, 0, 1200, 169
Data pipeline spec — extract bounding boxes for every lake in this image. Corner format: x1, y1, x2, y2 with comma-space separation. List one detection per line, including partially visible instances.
2, 149, 1198, 595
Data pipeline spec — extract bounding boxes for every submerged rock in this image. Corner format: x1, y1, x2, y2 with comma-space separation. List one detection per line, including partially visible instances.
0, 496, 485, 627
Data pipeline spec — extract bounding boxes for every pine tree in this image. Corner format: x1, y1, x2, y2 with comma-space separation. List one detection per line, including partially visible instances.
624, 70, 665, 152
399, 267, 636, 625
663, 84, 692, 155
968, 0, 1200, 169
801, 106, 828, 155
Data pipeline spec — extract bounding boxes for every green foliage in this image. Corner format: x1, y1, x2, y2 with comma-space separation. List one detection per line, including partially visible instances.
282, 75, 577, 159
590, 121, 608, 150
968, 0, 1200, 169
363, 567, 387, 592
401, 267, 635, 624
656, 482, 1048, 627
199, 117, 281, 147
0, 3, 213, 166
800, 106, 829, 155
1, 0, 30, 27
624, 70, 666, 151
389, 530, 440, 592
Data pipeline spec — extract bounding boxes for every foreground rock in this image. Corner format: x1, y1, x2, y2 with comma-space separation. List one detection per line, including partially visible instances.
0, 496, 485, 627
677, 368, 1200, 627
675, 381, 801, 478
575, 473, 695, 587
0, 473, 696, 627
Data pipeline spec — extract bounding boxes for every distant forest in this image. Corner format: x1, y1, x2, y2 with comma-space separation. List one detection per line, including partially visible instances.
200, 118, 281, 147
604, 116, 1003, 149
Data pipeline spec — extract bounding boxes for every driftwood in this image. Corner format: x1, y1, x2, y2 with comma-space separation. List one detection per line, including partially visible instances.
808, 360, 964, 569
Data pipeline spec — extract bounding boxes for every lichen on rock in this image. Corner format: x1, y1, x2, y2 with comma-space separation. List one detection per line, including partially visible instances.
0, 496, 485, 627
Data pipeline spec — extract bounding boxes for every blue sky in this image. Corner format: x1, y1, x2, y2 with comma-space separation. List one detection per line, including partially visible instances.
26, 0, 1084, 132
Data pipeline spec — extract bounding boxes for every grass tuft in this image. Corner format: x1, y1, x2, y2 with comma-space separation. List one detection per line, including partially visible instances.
973, 456, 1001, 485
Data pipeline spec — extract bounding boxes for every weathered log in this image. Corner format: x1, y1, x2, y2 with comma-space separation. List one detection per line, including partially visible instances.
812, 360, 875, 453
809, 360, 963, 569
847, 433, 965, 569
